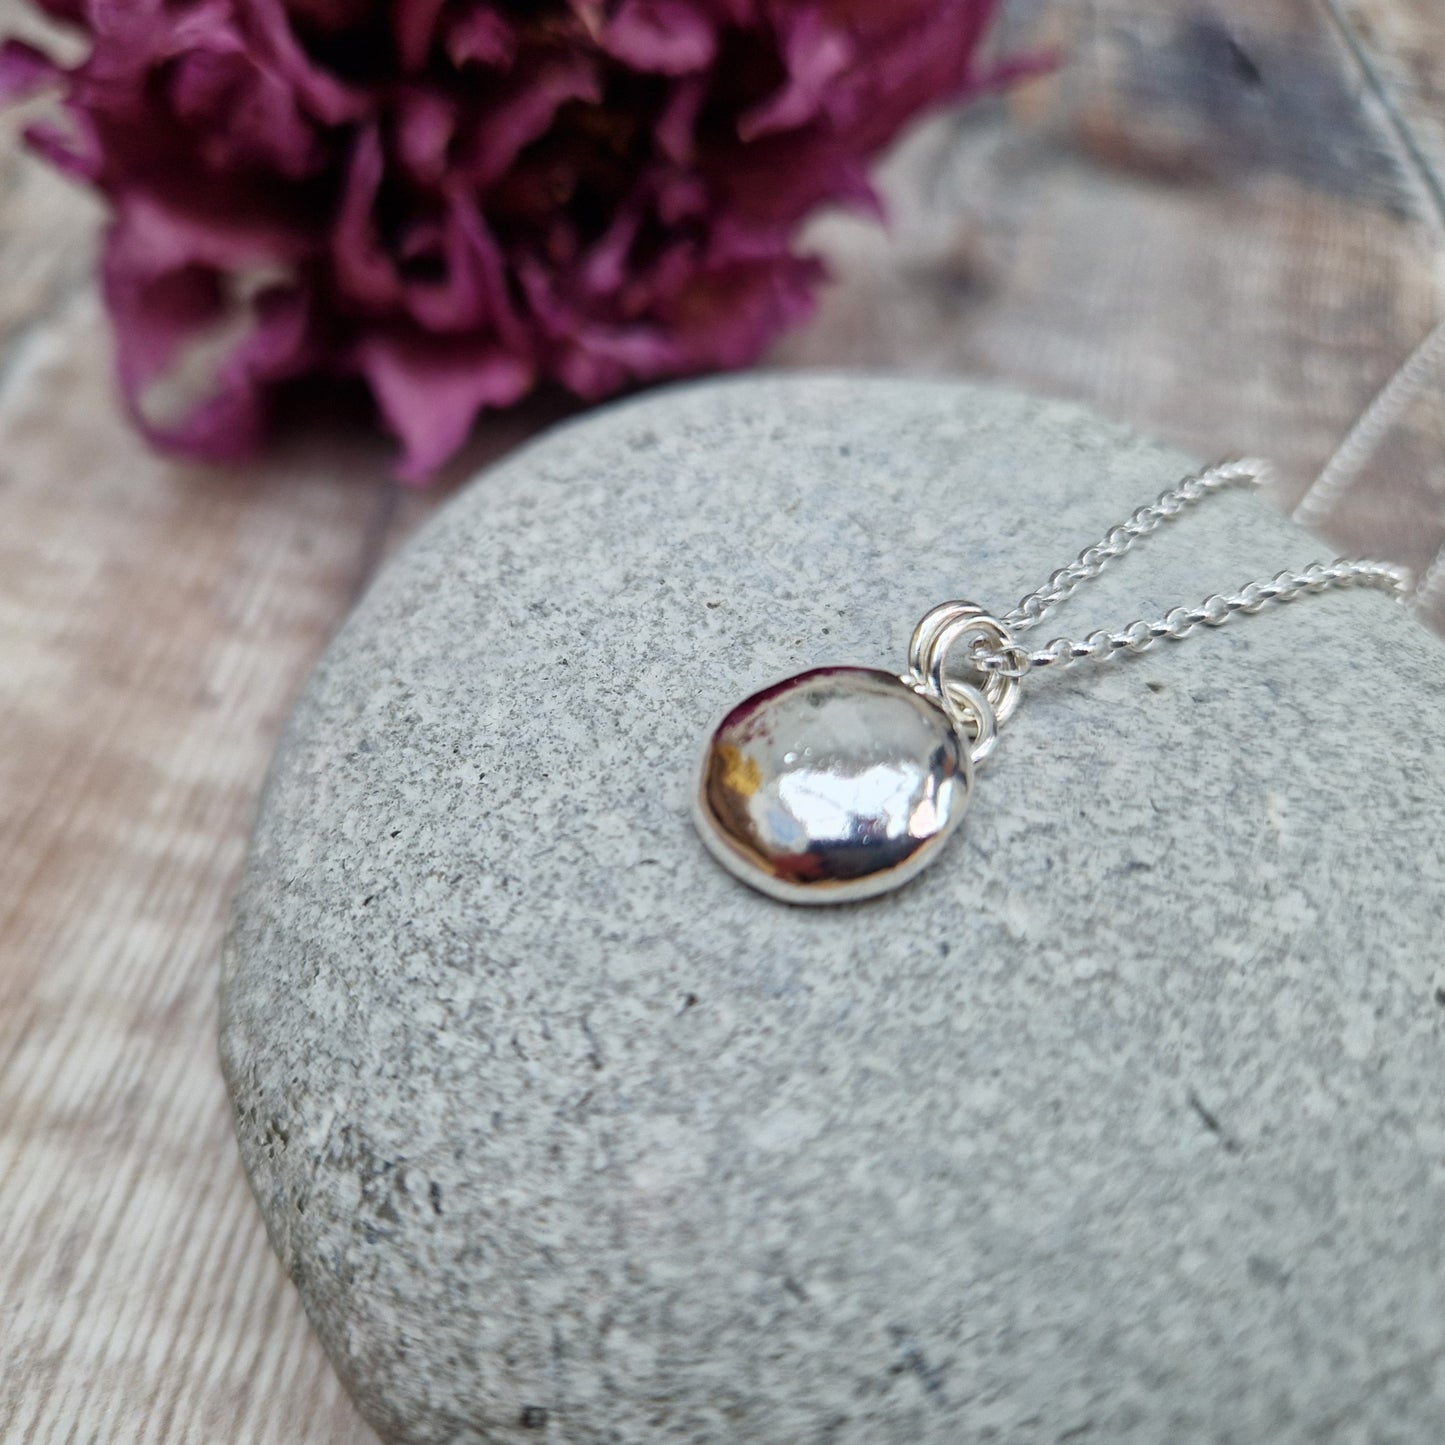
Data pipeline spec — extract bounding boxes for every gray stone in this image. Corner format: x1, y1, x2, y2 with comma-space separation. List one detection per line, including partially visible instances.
221, 374, 1445, 1445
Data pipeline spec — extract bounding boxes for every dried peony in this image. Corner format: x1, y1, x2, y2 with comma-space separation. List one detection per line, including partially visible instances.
4, 1, 1010, 480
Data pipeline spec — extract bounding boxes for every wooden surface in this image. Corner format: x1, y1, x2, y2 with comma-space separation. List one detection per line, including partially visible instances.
2, 2, 1442, 1440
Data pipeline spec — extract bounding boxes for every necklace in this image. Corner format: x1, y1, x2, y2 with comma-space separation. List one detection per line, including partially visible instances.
693, 460, 1412, 905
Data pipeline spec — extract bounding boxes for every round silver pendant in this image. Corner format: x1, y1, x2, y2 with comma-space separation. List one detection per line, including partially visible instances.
694, 667, 973, 905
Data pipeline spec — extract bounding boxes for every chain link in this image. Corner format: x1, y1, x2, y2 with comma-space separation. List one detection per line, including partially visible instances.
972, 459, 1413, 677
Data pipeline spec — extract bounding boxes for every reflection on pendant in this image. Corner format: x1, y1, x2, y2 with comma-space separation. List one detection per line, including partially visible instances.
694, 667, 972, 904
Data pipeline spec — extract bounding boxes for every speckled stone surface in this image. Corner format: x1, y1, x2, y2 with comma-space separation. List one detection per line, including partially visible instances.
221, 375, 1445, 1445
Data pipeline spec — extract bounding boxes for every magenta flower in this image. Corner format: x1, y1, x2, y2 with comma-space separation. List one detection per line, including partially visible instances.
3, 0, 1009, 480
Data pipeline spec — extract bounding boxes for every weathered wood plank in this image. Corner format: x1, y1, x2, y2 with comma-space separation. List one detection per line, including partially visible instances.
1328, 0, 1445, 212
0, 290, 391, 1443
0, 20, 98, 372
1299, 0, 1445, 622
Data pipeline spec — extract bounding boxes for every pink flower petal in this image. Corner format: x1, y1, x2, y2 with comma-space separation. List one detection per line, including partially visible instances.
739, 8, 855, 140
101, 204, 316, 461
404, 192, 527, 341
395, 86, 455, 185
127, 285, 314, 461
556, 323, 680, 398
0, 39, 59, 102
30, 0, 87, 24
393, 0, 450, 73
656, 76, 706, 163
23, 116, 101, 180
356, 332, 534, 482
332, 126, 401, 310
445, 9, 517, 70
108, 189, 308, 284
606, 0, 717, 75
461, 54, 603, 188
169, 45, 326, 178
246, 0, 369, 127
664, 255, 825, 370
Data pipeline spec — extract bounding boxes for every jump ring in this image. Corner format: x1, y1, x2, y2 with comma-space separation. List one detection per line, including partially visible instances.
911, 605, 1023, 729
907, 601, 985, 682
927, 676, 999, 765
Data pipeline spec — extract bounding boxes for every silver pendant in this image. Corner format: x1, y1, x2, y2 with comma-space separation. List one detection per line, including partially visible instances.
694, 668, 973, 905
694, 605, 1017, 905
692, 460, 1416, 905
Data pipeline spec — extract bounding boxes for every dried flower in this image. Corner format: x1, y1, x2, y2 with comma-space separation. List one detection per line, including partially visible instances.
4, 1, 1009, 480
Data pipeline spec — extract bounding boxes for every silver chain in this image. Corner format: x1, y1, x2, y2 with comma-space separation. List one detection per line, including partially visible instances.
972, 458, 1413, 678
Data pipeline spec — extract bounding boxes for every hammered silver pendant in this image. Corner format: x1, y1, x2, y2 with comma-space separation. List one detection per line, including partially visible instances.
694, 667, 973, 904
693, 604, 1019, 905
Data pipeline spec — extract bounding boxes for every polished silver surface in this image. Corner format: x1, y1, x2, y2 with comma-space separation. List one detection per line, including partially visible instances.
695, 668, 972, 905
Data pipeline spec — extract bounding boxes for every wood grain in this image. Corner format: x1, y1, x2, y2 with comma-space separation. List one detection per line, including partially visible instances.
1, 1, 1442, 1440
0, 291, 392, 1442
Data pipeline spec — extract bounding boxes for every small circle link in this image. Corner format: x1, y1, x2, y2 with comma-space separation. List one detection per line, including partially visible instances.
908, 603, 1023, 729
907, 601, 985, 682
927, 677, 999, 766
